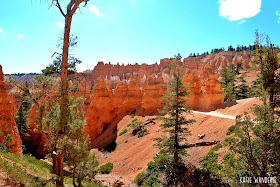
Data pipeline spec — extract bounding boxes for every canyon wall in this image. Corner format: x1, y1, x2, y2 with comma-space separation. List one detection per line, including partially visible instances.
184, 51, 252, 73
84, 75, 167, 149
84, 66, 225, 149
90, 58, 180, 88
0, 65, 22, 154
89, 51, 253, 87
3, 51, 250, 154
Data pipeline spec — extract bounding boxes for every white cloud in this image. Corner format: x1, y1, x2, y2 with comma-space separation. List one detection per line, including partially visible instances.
89, 5, 104, 16
0, 28, 4, 33
219, 0, 262, 21
238, 20, 246, 24
276, 10, 280, 24
129, 0, 136, 4
17, 33, 24, 38
56, 21, 65, 28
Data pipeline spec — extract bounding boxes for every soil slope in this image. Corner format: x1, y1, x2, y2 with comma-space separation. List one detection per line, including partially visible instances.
97, 97, 260, 183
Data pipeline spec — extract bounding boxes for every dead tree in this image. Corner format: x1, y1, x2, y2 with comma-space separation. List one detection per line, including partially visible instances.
46, 1, 90, 186
183, 140, 220, 148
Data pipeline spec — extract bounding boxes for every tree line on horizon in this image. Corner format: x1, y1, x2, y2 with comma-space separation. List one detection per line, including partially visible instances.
189, 43, 280, 57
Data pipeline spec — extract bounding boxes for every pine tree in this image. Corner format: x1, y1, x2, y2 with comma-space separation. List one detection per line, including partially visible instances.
235, 74, 250, 100
14, 82, 32, 139
43, 96, 99, 187
154, 54, 195, 186
222, 31, 280, 184
220, 65, 237, 102
42, 35, 82, 76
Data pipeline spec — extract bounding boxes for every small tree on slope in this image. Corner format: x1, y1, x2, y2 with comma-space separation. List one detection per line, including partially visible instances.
154, 54, 195, 186
43, 96, 99, 187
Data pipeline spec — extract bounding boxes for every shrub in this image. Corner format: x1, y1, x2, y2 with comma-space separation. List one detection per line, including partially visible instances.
127, 118, 144, 127
147, 161, 158, 172
153, 153, 173, 172
99, 162, 113, 174
135, 171, 149, 186
118, 129, 127, 136
134, 153, 173, 186
226, 125, 238, 135
143, 173, 160, 187
0, 133, 12, 153
138, 129, 148, 138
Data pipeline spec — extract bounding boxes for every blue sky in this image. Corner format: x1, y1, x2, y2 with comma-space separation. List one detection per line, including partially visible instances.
1, 0, 280, 74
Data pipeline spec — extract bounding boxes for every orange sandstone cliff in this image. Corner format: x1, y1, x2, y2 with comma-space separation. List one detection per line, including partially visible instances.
184, 68, 225, 111
141, 75, 166, 114
6, 51, 240, 155
184, 51, 252, 74
89, 51, 253, 87
0, 65, 22, 154
84, 75, 167, 149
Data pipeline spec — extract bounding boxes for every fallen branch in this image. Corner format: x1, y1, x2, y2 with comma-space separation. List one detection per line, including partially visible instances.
183, 140, 220, 148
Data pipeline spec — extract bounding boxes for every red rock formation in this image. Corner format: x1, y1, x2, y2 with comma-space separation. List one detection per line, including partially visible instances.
0, 65, 22, 154
90, 51, 252, 91
7, 51, 238, 154
184, 51, 252, 74
24, 104, 48, 158
184, 68, 224, 111
84, 75, 167, 149
85, 62, 225, 148
113, 80, 143, 115
84, 77, 118, 149
141, 75, 166, 114
90, 61, 162, 87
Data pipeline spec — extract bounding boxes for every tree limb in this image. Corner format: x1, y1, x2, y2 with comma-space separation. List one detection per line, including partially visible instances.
55, 0, 66, 17
182, 140, 220, 148
69, 0, 83, 16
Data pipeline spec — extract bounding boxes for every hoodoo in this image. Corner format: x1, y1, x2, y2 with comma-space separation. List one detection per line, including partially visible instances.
0, 65, 22, 154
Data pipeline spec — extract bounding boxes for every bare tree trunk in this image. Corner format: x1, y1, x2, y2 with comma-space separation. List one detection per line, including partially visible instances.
173, 72, 179, 187
51, 1, 86, 186
53, 14, 72, 187
60, 14, 72, 131
52, 153, 64, 187
73, 164, 77, 187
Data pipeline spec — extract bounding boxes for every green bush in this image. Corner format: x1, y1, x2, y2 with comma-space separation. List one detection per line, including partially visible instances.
138, 129, 148, 138
134, 153, 173, 186
147, 161, 158, 172
135, 171, 148, 186
143, 173, 160, 187
0, 132, 12, 153
211, 143, 222, 152
153, 153, 173, 172
118, 129, 127, 136
226, 125, 238, 135
127, 118, 144, 127
99, 162, 113, 174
